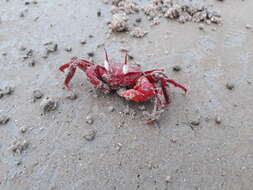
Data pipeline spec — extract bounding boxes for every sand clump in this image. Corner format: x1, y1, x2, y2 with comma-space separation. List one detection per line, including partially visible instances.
106, 0, 222, 36
109, 13, 129, 32
111, 0, 139, 14
130, 27, 148, 38
147, 0, 222, 24
108, 0, 141, 35
40, 97, 58, 113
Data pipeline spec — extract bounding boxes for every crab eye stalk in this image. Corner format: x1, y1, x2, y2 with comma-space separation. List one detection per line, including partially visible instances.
123, 53, 128, 74
104, 59, 110, 71
104, 48, 109, 61
104, 48, 111, 71
123, 64, 128, 74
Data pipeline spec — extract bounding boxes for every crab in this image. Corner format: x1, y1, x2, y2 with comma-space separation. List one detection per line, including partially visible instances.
59, 49, 187, 123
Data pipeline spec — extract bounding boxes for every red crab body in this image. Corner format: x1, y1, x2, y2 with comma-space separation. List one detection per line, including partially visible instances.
59, 49, 187, 122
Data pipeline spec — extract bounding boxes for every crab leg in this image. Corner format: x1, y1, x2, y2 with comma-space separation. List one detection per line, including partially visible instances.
64, 65, 76, 91
144, 79, 170, 124
85, 66, 110, 93
144, 84, 165, 124
59, 63, 70, 72
59, 58, 94, 90
144, 69, 164, 74
152, 78, 171, 111
59, 59, 76, 72
160, 78, 170, 105
167, 79, 187, 94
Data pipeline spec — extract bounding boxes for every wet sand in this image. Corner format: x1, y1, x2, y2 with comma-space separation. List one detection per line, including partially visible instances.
1, 0, 253, 189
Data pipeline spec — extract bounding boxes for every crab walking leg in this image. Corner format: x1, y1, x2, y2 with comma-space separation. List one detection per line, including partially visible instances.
59, 60, 78, 90
153, 85, 162, 111
119, 76, 155, 101
144, 81, 170, 124
59, 58, 78, 72
160, 78, 170, 105
59, 59, 93, 72
143, 85, 165, 124
59, 59, 95, 90
152, 80, 170, 111
77, 59, 94, 68
85, 66, 110, 93
63, 66, 76, 91
59, 63, 71, 72
167, 79, 187, 93
144, 69, 164, 74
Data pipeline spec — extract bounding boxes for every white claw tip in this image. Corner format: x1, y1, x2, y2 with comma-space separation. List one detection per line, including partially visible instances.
123, 64, 128, 74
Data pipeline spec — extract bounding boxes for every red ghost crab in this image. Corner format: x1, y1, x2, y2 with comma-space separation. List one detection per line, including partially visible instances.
59, 49, 187, 123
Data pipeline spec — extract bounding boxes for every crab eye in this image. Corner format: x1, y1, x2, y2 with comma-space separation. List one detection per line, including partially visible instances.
104, 60, 109, 71
123, 64, 128, 74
